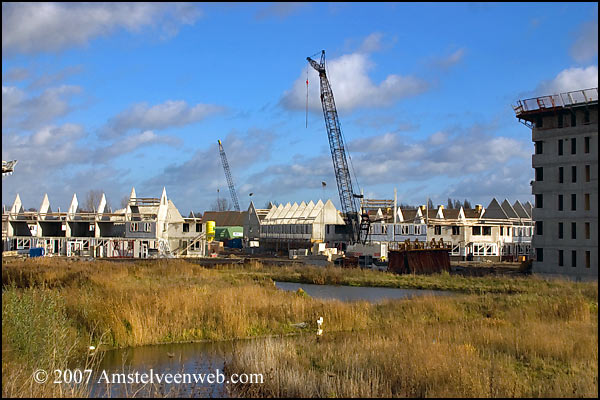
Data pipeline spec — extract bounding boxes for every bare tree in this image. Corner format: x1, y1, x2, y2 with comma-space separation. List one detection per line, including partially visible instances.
211, 197, 231, 211
82, 189, 112, 212
120, 195, 130, 209
263, 201, 277, 209
81, 190, 103, 212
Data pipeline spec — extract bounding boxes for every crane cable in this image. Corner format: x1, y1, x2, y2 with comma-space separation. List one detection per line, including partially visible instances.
305, 64, 309, 129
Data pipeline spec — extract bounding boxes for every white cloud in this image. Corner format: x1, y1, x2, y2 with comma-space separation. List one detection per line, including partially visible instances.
2, 124, 91, 172
537, 66, 598, 95
358, 32, 385, 53
2, 67, 30, 82
255, 3, 308, 20
2, 84, 82, 129
447, 163, 533, 205
432, 48, 466, 69
281, 52, 428, 112
102, 100, 226, 138
143, 129, 275, 210
94, 131, 181, 161
2, 3, 202, 56
27, 65, 84, 90
570, 20, 598, 62
238, 123, 532, 209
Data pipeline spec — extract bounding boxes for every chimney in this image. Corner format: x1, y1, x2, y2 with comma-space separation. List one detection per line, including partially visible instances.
475, 204, 482, 213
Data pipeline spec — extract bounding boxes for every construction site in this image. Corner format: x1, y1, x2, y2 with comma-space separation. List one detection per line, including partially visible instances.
4, 51, 595, 276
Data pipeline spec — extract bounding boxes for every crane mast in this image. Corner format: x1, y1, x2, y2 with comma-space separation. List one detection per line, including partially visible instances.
307, 50, 367, 244
217, 140, 241, 212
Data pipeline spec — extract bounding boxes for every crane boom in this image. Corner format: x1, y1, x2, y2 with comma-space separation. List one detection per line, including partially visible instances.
217, 140, 241, 212
307, 50, 367, 244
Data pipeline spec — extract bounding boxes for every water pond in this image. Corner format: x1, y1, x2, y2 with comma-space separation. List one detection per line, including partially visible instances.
275, 281, 453, 302
89, 283, 452, 397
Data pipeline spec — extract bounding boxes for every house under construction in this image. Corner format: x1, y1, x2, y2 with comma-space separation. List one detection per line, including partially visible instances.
2, 187, 206, 258
245, 196, 533, 261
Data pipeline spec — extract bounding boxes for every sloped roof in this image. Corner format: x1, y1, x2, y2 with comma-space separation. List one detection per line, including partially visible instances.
424, 209, 438, 220
481, 198, 509, 220
524, 201, 533, 217
202, 211, 247, 226
463, 208, 482, 219
442, 208, 461, 220
166, 200, 184, 224
512, 200, 530, 218
500, 199, 519, 219
400, 209, 420, 222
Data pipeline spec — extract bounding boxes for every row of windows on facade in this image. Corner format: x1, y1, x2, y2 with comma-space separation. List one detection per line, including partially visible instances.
258, 224, 532, 237
182, 223, 202, 233
536, 248, 592, 269
130, 222, 203, 233
450, 243, 532, 257
129, 222, 151, 232
535, 221, 593, 240
534, 136, 592, 155
535, 193, 592, 211
370, 224, 424, 235
535, 110, 591, 129
448, 243, 532, 257
261, 225, 314, 234
535, 165, 592, 183
432, 225, 532, 237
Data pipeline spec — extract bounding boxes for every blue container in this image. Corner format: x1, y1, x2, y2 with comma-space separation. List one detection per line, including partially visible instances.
228, 238, 242, 249
29, 247, 45, 258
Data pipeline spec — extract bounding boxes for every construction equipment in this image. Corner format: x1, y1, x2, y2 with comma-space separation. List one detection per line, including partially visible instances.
217, 140, 240, 212
307, 50, 370, 244
2, 160, 18, 177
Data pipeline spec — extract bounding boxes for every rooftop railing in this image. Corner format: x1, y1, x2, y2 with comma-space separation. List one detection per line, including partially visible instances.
513, 88, 598, 115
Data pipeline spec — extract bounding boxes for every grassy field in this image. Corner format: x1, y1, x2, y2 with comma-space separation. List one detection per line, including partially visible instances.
2, 257, 598, 397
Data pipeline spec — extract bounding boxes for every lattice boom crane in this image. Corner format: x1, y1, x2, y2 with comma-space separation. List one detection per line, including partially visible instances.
217, 140, 240, 212
307, 50, 369, 244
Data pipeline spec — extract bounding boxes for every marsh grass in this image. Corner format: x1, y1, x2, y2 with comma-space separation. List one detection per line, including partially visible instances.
2, 258, 597, 398
2, 285, 105, 397
228, 293, 598, 397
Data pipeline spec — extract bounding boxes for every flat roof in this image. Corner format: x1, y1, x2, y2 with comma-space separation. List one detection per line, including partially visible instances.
513, 88, 598, 121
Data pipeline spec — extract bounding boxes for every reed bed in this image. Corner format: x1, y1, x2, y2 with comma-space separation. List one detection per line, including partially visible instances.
2, 257, 597, 398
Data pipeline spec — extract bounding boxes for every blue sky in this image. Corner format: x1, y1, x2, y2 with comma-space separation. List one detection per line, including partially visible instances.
2, 2, 598, 214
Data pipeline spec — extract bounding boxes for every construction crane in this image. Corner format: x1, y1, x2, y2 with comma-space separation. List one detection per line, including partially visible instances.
217, 140, 241, 212
307, 50, 370, 244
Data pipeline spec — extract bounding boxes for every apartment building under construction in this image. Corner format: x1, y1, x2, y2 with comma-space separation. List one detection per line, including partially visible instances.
514, 87, 598, 280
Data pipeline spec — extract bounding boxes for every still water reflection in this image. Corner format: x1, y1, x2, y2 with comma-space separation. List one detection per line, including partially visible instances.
275, 281, 453, 302
90, 283, 451, 397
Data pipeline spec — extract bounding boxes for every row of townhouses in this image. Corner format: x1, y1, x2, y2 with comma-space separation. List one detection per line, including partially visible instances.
2, 188, 205, 258
4, 189, 531, 262
244, 198, 534, 261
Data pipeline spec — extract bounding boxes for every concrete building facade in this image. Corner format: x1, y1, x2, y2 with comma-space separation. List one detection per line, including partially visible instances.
514, 87, 598, 280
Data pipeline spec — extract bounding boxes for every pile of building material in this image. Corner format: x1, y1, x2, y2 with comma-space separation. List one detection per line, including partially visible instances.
388, 248, 450, 274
